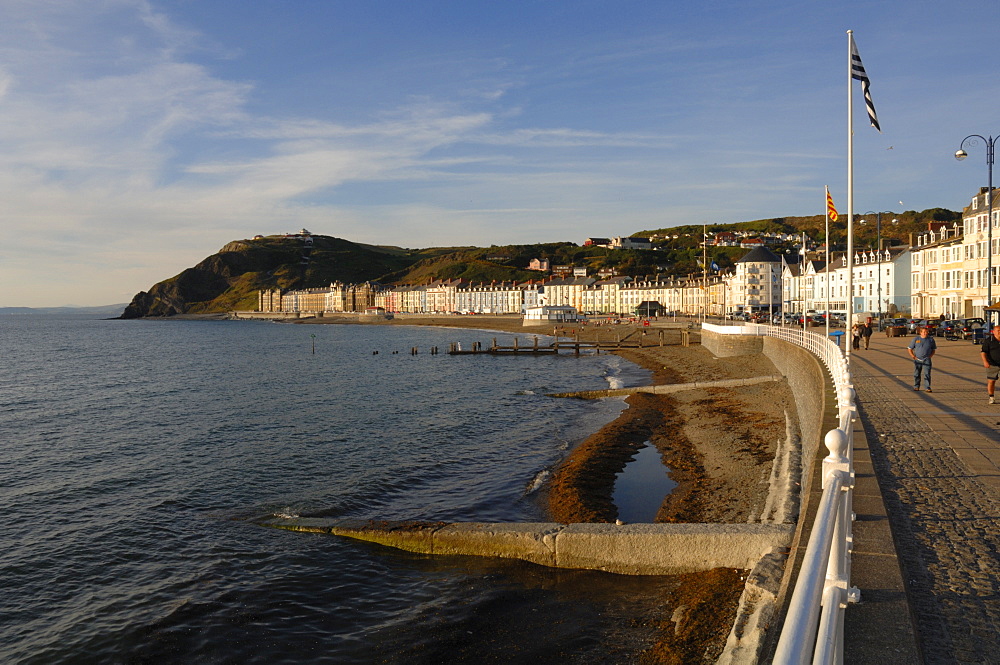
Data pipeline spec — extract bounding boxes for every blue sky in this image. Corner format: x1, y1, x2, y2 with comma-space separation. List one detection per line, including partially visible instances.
3, 0, 999, 306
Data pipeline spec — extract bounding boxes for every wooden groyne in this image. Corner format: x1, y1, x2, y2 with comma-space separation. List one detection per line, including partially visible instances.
448, 329, 693, 356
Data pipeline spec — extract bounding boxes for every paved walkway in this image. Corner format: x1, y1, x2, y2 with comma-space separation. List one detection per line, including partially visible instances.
849, 331, 1000, 664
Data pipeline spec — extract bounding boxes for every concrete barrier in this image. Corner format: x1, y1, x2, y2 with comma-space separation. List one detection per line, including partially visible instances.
259, 518, 794, 575
547, 375, 784, 399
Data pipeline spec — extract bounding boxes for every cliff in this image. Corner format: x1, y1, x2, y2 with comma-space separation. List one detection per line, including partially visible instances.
121, 235, 418, 318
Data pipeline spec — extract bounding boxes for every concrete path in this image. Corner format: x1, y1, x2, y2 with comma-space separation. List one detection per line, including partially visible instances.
849, 331, 1000, 664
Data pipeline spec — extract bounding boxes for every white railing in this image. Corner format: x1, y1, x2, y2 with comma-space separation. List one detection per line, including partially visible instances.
703, 323, 858, 664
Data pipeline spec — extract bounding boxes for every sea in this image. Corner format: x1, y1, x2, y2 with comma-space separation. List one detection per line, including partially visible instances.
0, 314, 686, 664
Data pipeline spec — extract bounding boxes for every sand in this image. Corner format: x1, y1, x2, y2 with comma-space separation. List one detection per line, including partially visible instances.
285, 313, 794, 662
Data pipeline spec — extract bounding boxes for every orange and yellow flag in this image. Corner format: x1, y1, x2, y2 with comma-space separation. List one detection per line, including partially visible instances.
826, 190, 839, 221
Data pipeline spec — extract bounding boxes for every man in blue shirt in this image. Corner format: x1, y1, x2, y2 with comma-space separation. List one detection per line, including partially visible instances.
908, 326, 937, 392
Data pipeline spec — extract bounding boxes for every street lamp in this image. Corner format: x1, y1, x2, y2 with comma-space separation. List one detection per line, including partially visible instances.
956, 134, 998, 321
858, 212, 898, 324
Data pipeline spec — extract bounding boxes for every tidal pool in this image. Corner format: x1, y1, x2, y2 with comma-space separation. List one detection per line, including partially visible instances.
612, 442, 677, 523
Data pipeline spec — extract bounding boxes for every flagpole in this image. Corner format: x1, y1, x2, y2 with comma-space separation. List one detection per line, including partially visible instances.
846, 30, 855, 364
825, 186, 831, 339
702, 223, 707, 322
801, 232, 807, 334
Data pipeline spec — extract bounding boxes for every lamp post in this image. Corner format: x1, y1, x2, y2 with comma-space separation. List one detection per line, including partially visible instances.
956, 134, 998, 323
858, 212, 898, 325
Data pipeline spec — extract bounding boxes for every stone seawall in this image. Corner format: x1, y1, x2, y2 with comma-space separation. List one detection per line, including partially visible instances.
760, 337, 827, 497
700, 330, 764, 357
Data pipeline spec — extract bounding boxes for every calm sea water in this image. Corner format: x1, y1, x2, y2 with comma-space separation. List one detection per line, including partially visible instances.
0, 315, 682, 664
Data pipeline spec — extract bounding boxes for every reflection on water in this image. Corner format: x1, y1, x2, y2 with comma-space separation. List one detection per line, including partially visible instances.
612, 442, 677, 523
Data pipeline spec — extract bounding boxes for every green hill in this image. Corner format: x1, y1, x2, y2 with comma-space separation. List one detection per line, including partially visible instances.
121, 207, 962, 317
121, 235, 423, 317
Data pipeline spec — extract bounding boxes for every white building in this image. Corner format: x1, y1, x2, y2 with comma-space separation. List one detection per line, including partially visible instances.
732, 247, 782, 313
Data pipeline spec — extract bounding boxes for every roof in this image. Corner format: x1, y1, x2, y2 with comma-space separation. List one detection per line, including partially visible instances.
736, 246, 782, 263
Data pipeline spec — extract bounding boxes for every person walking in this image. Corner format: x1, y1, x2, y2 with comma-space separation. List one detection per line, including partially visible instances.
908, 326, 937, 392
861, 316, 874, 350
981, 325, 1000, 404
851, 323, 861, 350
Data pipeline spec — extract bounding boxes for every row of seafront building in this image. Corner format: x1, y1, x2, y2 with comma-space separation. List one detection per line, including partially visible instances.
259, 188, 1000, 320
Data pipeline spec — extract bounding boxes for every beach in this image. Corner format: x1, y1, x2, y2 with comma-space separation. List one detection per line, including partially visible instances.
291, 313, 795, 661
295, 314, 792, 525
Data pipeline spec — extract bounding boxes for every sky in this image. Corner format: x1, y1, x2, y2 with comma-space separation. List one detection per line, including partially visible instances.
3, 0, 1000, 307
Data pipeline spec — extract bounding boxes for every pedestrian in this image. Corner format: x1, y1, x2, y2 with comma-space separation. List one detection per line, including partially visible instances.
851, 323, 861, 350
981, 325, 1000, 404
908, 326, 936, 392
861, 316, 874, 350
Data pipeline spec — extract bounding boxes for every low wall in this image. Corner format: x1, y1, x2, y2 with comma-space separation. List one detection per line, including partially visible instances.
548, 375, 784, 399
761, 337, 827, 496
701, 330, 764, 357
260, 518, 794, 576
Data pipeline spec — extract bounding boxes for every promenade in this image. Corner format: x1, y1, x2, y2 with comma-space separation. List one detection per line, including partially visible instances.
849, 331, 1000, 664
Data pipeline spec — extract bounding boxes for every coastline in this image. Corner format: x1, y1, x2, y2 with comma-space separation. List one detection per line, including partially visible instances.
296, 314, 792, 526
299, 313, 792, 662
212, 311, 791, 528
173, 312, 792, 660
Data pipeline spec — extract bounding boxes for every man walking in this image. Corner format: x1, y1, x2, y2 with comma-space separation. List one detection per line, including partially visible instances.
981, 325, 1000, 404
861, 316, 874, 350
908, 326, 936, 392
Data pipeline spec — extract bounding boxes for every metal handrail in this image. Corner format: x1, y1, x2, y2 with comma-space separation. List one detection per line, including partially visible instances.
702, 323, 857, 664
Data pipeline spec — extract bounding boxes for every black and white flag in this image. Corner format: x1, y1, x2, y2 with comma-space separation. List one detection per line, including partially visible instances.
850, 35, 880, 132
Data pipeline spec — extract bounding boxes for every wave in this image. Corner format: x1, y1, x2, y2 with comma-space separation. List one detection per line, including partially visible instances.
602, 363, 625, 390
525, 469, 550, 494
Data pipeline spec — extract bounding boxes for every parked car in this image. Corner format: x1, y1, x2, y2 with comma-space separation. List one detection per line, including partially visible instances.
880, 317, 908, 333
906, 318, 925, 333
936, 320, 961, 338
919, 319, 938, 334
956, 318, 986, 340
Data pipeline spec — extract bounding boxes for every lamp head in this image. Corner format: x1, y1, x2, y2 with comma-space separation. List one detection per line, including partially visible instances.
955, 149, 968, 161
